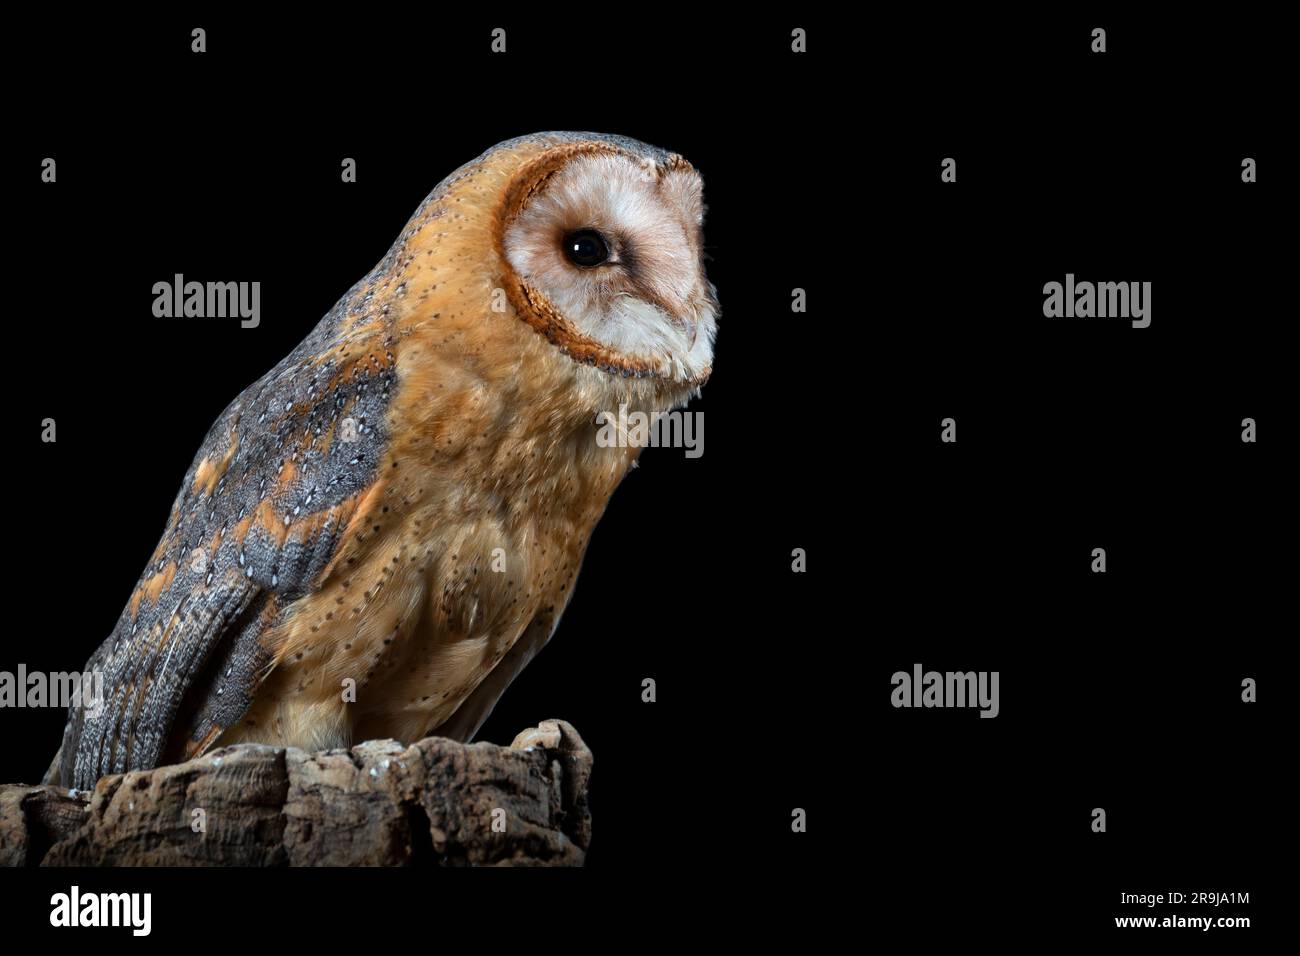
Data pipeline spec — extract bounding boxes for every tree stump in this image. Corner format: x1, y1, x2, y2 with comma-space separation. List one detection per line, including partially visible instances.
0, 719, 590, 866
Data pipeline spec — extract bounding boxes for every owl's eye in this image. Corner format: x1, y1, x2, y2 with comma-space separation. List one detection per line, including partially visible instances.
563, 229, 610, 268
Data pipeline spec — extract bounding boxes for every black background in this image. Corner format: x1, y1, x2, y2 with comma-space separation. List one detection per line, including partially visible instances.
3, 9, 1284, 945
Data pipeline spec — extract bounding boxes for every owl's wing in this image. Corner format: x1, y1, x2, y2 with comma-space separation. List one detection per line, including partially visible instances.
57, 318, 397, 790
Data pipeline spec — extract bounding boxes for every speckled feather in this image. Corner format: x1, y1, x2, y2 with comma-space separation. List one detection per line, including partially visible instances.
54, 133, 715, 790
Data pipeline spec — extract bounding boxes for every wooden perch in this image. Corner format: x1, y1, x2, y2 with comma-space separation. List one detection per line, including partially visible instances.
0, 719, 590, 866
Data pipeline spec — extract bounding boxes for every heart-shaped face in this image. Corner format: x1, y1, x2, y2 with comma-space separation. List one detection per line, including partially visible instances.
501, 140, 718, 387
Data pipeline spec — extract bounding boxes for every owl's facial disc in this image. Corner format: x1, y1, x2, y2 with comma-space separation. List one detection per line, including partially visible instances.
554, 223, 698, 349
501, 150, 717, 385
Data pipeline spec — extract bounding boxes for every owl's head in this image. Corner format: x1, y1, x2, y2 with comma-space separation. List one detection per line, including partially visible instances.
495, 134, 717, 391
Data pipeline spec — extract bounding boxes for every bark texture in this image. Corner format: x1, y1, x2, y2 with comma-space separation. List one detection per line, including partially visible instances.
0, 719, 590, 866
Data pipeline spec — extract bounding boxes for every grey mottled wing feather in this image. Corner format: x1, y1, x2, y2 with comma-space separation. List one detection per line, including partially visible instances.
58, 287, 398, 790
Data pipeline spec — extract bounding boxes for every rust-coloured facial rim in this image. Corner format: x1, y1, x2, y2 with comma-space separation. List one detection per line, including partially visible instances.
494, 142, 711, 387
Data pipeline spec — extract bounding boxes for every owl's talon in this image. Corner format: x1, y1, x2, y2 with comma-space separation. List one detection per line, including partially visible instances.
511, 720, 562, 751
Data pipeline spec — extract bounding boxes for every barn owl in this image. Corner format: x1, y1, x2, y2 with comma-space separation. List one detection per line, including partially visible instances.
51, 132, 717, 791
